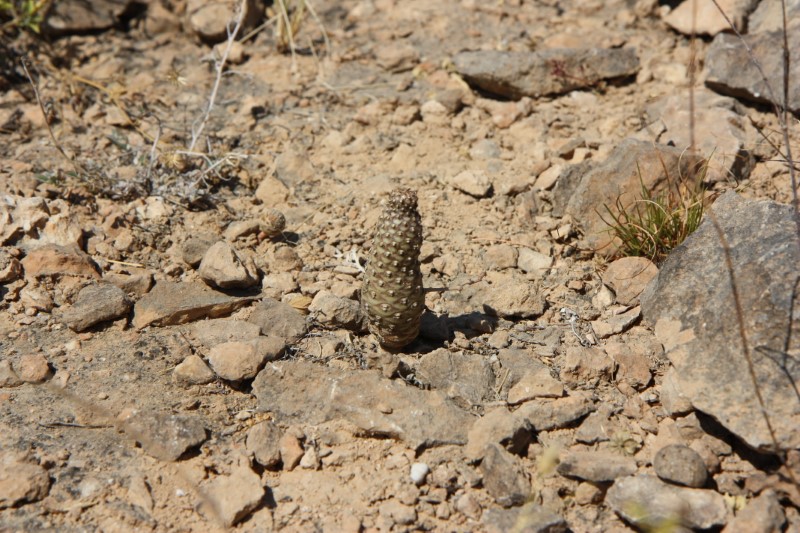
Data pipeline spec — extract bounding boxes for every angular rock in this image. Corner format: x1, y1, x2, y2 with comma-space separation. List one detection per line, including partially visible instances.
517, 248, 553, 274
308, 290, 365, 331
0, 249, 22, 282
416, 349, 495, 408
664, 0, 759, 36
0, 360, 22, 387
132, 282, 256, 329
601, 257, 658, 306
465, 408, 534, 461
659, 367, 694, 416
516, 393, 596, 431
557, 451, 637, 482
21, 244, 99, 280
748, 0, 800, 33
645, 90, 754, 183
642, 192, 800, 452
722, 490, 785, 533
104, 268, 153, 297
497, 347, 561, 392
592, 306, 641, 339
44, 0, 131, 34
15, 354, 51, 383
247, 298, 308, 342
483, 244, 518, 270
479, 443, 531, 507
654, 444, 708, 488
507, 367, 564, 405
607, 474, 728, 530
705, 22, 800, 113
453, 48, 639, 99
482, 502, 567, 533
186, 0, 262, 43
189, 318, 261, 348
173, 355, 216, 385
207, 337, 285, 381
0, 461, 51, 508
449, 170, 493, 198
468, 271, 546, 319
200, 464, 264, 527
246, 421, 282, 469
198, 241, 259, 290
565, 138, 700, 253
253, 360, 473, 450
58, 283, 132, 332
180, 234, 220, 267
605, 341, 652, 390
560, 346, 615, 385
122, 411, 207, 461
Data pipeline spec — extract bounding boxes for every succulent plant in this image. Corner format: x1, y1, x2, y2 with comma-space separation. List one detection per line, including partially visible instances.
261, 208, 286, 238
361, 188, 425, 350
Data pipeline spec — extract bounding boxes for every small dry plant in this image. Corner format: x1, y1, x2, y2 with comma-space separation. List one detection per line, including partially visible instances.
0, 0, 49, 33
600, 159, 707, 264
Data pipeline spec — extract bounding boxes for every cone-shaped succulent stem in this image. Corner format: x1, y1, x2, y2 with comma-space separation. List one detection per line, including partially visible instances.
361, 188, 425, 350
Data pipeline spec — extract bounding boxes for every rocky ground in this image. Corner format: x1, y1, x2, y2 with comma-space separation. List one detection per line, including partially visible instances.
1, 0, 800, 531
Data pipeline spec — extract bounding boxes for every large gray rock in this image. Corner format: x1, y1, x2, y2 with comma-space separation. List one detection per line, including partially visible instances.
748, 0, 800, 33
565, 139, 700, 254
607, 474, 728, 530
642, 192, 800, 452
453, 48, 639, 100
644, 89, 754, 183
705, 21, 800, 114
252, 360, 473, 450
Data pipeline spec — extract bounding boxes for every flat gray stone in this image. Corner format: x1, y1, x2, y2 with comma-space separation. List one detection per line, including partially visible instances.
416, 349, 495, 408
705, 21, 800, 113
248, 298, 308, 342
642, 192, 800, 452
252, 360, 473, 450
465, 408, 534, 461
199, 464, 264, 527
557, 450, 637, 482
58, 283, 132, 332
189, 318, 261, 349
479, 443, 531, 507
454, 48, 639, 99
123, 411, 207, 461
132, 282, 256, 329
607, 474, 728, 530
515, 393, 596, 431
482, 502, 567, 533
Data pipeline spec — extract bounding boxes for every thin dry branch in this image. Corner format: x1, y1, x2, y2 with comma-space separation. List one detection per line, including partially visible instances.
188, 0, 247, 153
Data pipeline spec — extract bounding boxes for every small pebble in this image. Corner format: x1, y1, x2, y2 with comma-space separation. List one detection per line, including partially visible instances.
410, 462, 430, 486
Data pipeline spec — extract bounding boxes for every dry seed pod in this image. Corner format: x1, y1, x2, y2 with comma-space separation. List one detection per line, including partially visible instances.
361, 188, 424, 350
261, 209, 286, 238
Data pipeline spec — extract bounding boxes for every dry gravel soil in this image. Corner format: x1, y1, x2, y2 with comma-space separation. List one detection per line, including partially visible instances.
1, 0, 800, 532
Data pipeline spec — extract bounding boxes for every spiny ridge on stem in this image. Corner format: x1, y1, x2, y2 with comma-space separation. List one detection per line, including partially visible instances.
361, 188, 425, 350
